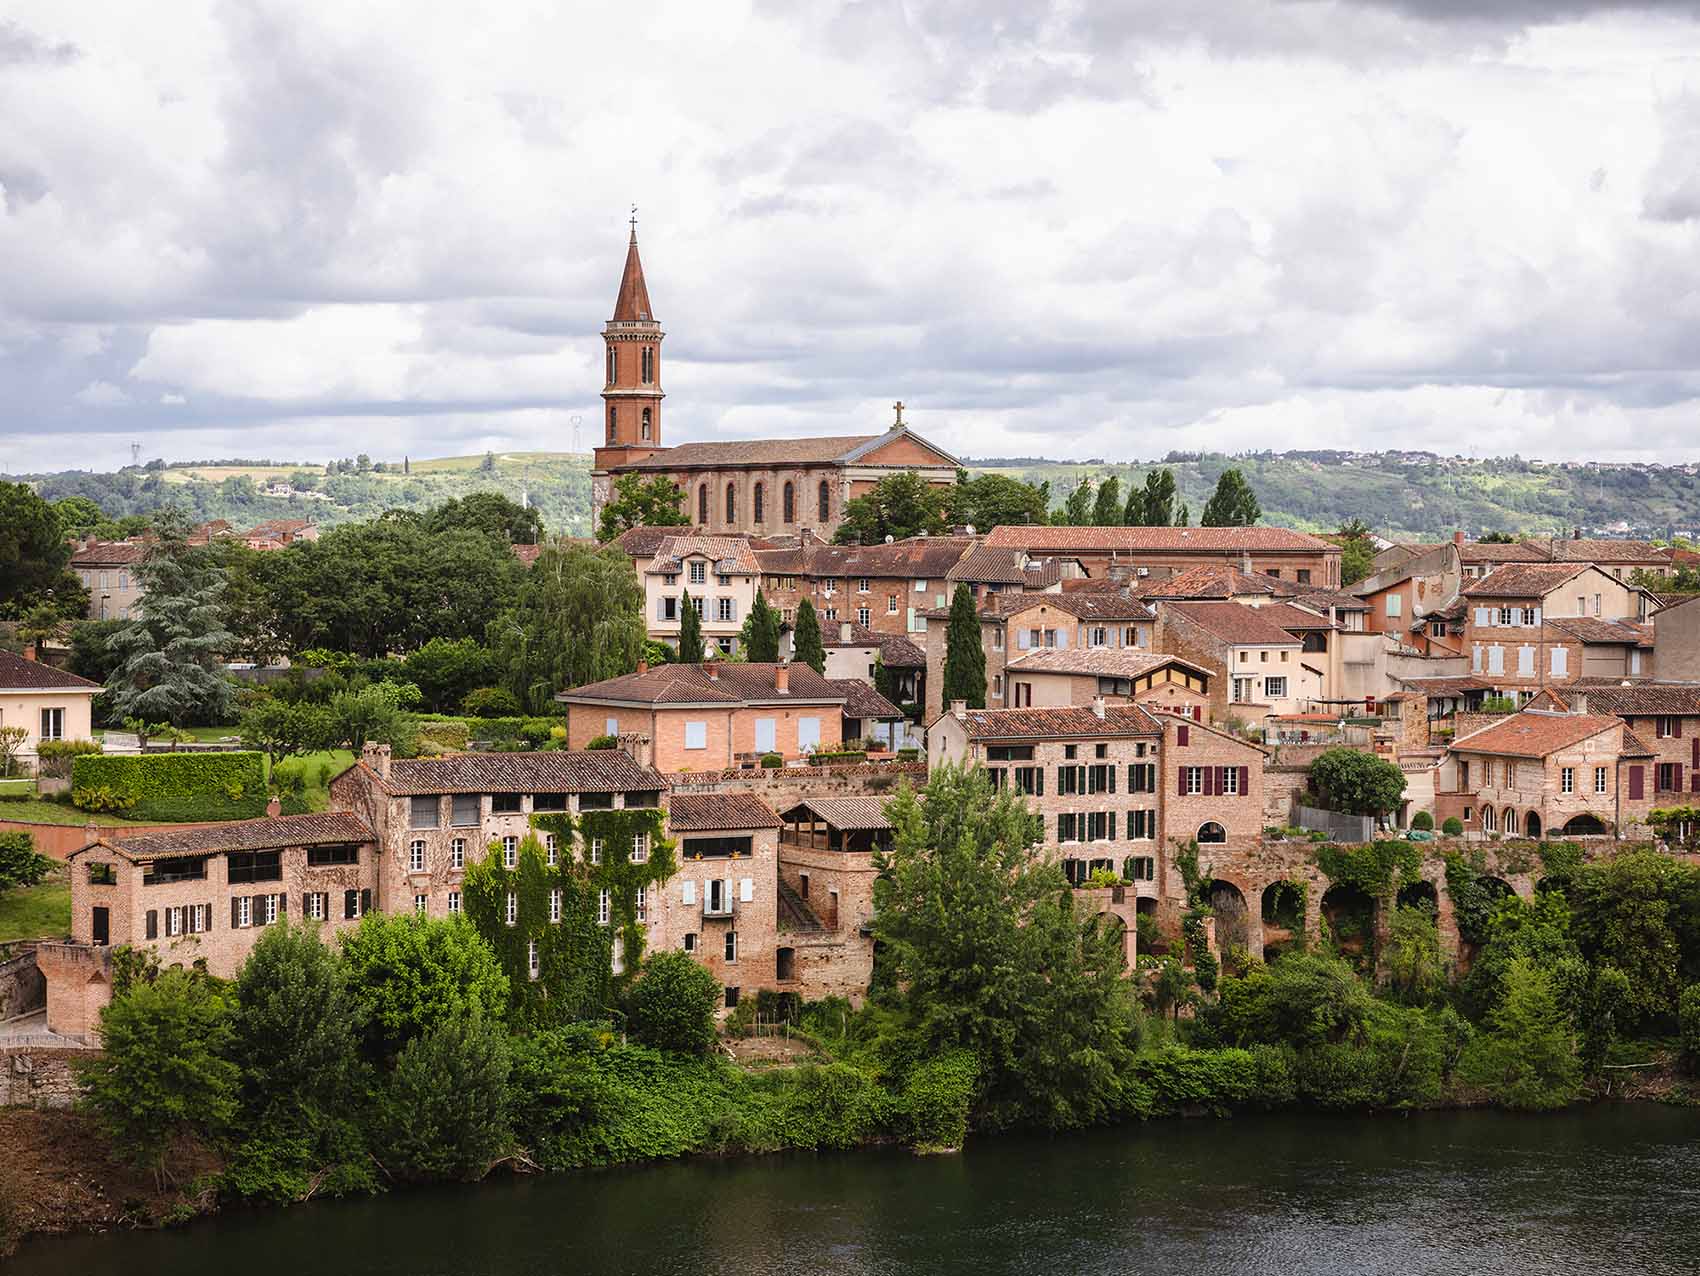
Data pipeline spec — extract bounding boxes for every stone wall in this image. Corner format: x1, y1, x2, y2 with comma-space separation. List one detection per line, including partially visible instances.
0, 946, 46, 1021
664, 761, 927, 806
1263, 765, 1309, 827
0, 1046, 88, 1108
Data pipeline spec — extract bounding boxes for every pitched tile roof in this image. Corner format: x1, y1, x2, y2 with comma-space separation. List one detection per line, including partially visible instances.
646, 535, 761, 575
830, 679, 905, 720
1541, 682, 1700, 717
1161, 601, 1306, 645
1290, 588, 1371, 613
778, 796, 893, 831
559, 662, 847, 707
613, 525, 721, 560
1545, 616, 1652, 646
0, 650, 101, 691
948, 703, 1165, 740
70, 540, 147, 566
1544, 538, 1671, 564
819, 622, 925, 667
1248, 601, 1336, 631
621, 435, 881, 469
1450, 711, 1624, 758
1398, 540, 1550, 564
1396, 674, 1500, 697
97, 812, 374, 861
948, 543, 1030, 585
758, 536, 976, 581
984, 525, 1336, 553
1462, 562, 1591, 598
666, 792, 782, 831
918, 588, 1155, 623
1139, 564, 1282, 599
1004, 647, 1212, 681
377, 750, 667, 795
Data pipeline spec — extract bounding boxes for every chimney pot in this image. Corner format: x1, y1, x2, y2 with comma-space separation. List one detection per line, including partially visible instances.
951, 699, 967, 720
362, 740, 392, 779
1453, 530, 1464, 546
21, 643, 36, 662
1092, 695, 1106, 720
1573, 526, 1582, 540
840, 622, 852, 643
637, 658, 648, 676
775, 661, 791, 694
707, 662, 719, 680
265, 796, 282, 818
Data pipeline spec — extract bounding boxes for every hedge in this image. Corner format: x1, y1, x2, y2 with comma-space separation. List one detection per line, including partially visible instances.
71, 751, 270, 822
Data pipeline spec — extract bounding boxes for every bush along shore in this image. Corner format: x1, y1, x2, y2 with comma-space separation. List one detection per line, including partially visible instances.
9, 766, 1700, 1255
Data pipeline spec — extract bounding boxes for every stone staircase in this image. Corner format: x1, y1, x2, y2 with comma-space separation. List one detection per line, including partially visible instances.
777, 879, 827, 933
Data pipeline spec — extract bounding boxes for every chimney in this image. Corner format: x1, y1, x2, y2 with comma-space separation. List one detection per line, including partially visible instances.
800, 527, 814, 546
775, 661, 791, 694
1571, 690, 1587, 716
21, 643, 36, 662
951, 699, 967, 720
637, 658, 648, 676
362, 740, 392, 779
840, 621, 852, 643
1573, 526, 1582, 541
706, 661, 719, 681
1453, 529, 1465, 546
265, 796, 282, 818
1240, 551, 1252, 574
1092, 695, 1106, 720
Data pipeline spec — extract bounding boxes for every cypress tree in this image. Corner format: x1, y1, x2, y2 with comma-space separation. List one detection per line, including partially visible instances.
677, 589, 703, 663
1202, 467, 1261, 527
742, 590, 781, 662
1092, 476, 1123, 526
793, 598, 825, 675
941, 584, 986, 710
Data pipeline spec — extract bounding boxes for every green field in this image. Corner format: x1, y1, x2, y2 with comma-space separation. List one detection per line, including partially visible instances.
0, 874, 70, 943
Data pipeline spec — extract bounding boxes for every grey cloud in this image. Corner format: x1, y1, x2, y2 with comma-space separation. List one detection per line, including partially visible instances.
1644, 95, 1700, 222
0, 21, 78, 66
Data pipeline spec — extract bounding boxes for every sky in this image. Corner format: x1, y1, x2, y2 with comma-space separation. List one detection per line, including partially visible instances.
4, 0, 1700, 474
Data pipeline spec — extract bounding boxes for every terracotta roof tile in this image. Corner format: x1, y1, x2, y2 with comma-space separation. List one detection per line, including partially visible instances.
1139, 564, 1281, 599
0, 651, 101, 691
666, 792, 781, 831
619, 435, 881, 470
1462, 563, 1591, 598
380, 750, 667, 795
1450, 711, 1624, 758
830, 679, 904, 720
984, 525, 1336, 553
1552, 682, 1700, 717
819, 622, 925, 667
100, 812, 374, 861
560, 662, 847, 707
646, 535, 761, 576
1544, 538, 1671, 564
949, 704, 1165, 740
1545, 617, 1651, 646
778, 796, 892, 831
1161, 601, 1306, 646
948, 543, 1030, 585
1004, 648, 1212, 680
70, 540, 147, 566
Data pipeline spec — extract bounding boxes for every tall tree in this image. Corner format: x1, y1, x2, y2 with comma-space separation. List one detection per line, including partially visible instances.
792, 598, 825, 675
875, 765, 1136, 1128
833, 472, 948, 545
595, 473, 689, 542
1338, 518, 1377, 587
425, 492, 544, 545
676, 588, 704, 663
946, 472, 1050, 530
1126, 469, 1179, 527
941, 584, 986, 710
1059, 479, 1095, 527
106, 513, 237, 725
1201, 468, 1262, 527
491, 541, 647, 705
739, 590, 781, 662
1091, 476, 1124, 527
0, 481, 85, 621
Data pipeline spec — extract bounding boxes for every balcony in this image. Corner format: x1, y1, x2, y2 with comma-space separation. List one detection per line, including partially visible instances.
702, 895, 735, 920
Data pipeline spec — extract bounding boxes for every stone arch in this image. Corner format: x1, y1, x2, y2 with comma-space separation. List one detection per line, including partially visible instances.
1208, 879, 1251, 954
1562, 813, 1606, 836
1322, 881, 1377, 968
1198, 821, 1227, 844
1396, 878, 1439, 912
1523, 810, 1540, 839
1091, 911, 1133, 969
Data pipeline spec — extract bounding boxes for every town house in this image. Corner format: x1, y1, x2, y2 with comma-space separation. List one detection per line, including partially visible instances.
1155, 600, 1320, 722
756, 533, 977, 637
0, 650, 100, 769
1000, 648, 1214, 720
69, 540, 146, 621
1527, 683, 1700, 806
1461, 563, 1651, 691
641, 534, 760, 657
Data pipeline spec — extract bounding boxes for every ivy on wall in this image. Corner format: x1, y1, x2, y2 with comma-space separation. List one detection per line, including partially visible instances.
1313, 840, 1421, 900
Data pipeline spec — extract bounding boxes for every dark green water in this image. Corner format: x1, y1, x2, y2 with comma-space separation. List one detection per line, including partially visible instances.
15, 1106, 1700, 1275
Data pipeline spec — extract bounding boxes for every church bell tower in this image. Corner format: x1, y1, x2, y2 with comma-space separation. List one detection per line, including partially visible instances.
592, 214, 665, 492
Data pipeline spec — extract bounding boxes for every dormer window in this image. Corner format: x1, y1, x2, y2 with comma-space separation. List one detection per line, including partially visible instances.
689, 560, 707, 584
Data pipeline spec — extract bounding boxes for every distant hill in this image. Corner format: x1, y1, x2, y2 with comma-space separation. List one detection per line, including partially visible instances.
18, 448, 1700, 540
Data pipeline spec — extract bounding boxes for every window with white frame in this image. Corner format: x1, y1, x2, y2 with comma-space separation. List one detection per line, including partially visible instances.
590, 837, 604, 864
39, 708, 63, 740
888, 594, 899, 614
450, 838, 465, 870
684, 721, 707, 750
503, 835, 518, 868
1265, 676, 1287, 699
528, 940, 540, 980
724, 931, 737, 961
505, 891, 517, 926
1185, 766, 1204, 795
717, 597, 735, 623
545, 833, 558, 865
236, 896, 252, 928
415, 893, 428, 915
1595, 766, 1608, 794
1561, 767, 1574, 794
992, 628, 1004, 650
448, 890, 461, 915
689, 561, 706, 584
409, 840, 425, 872
1222, 768, 1240, 795
598, 889, 611, 924
631, 832, 649, 863
550, 889, 562, 923
857, 577, 870, 593
1088, 626, 1108, 647
857, 607, 871, 627
306, 892, 327, 921
636, 885, 648, 924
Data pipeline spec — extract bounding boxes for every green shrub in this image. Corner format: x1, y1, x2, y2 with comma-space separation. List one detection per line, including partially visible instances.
71, 751, 268, 821
371, 1014, 512, 1181
34, 738, 101, 780
1441, 816, 1464, 836
0, 832, 53, 894
901, 1050, 977, 1150
69, 784, 136, 813
1410, 810, 1434, 831
414, 721, 471, 752
759, 752, 783, 769
1680, 985, 1700, 1074
461, 686, 523, 718
586, 734, 618, 750
629, 951, 721, 1054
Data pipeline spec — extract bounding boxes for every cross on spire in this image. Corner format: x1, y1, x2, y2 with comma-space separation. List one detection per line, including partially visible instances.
629, 204, 638, 241
892, 400, 905, 427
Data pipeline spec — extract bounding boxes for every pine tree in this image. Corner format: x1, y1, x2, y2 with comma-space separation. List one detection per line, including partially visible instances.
740, 590, 781, 662
1060, 480, 1094, 527
1201, 468, 1261, 527
676, 589, 703, 663
941, 584, 986, 710
793, 598, 825, 675
1092, 476, 1123, 526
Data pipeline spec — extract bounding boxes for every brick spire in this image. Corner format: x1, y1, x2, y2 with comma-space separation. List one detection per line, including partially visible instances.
612, 220, 654, 322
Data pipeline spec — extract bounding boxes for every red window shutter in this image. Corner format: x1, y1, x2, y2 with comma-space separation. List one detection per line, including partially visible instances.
1629, 766, 1644, 800
1178, 724, 1190, 747
1205, 767, 1217, 797
1177, 766, 1187, 794
1191, 705, 1201, 722
1676, 764, 1685, 794
1691, 736, 1698, 771
1238, 765, 1249, 795
1676, 718, 1684, 739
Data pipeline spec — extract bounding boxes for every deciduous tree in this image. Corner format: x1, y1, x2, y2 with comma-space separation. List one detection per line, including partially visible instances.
491, 541, 646, 704
595, 473, 689, 542
1307, 748, 1407, 816
833, 472, 947, 545
1202, 468, 1262, 527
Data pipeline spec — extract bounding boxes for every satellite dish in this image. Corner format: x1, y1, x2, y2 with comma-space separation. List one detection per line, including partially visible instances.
885, 534, 894, 543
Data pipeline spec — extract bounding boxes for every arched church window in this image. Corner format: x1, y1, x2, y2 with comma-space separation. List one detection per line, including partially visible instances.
726, 483, 737, 524
607, 405, 616, 443
783, 482, 795, 523
641, 408, 651, 440
698, 484, 709, 525
818, 480, 830, 522
607, 346, 617, 384
753, 483, 765, 524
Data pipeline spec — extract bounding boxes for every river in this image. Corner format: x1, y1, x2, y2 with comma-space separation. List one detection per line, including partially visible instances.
14, 1105, 1700, 1274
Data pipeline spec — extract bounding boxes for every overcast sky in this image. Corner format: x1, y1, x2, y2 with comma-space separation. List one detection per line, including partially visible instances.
4, 1, 1700, 474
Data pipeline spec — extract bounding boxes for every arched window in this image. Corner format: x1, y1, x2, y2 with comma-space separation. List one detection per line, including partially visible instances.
642, 346, 654, 383
698, 484, 709, 525
783, 482, 795, 523
641, 407, 651, 441
606, 346, 616, 385
606, 405, 616, 442
1198, 822, 1226, 844
1482, 806, 1496, 834
753, 483, 765, 524
726, 483, 737, 524
818, 479, 830, 522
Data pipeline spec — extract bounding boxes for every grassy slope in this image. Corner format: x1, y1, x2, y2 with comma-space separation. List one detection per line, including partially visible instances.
0, 875, 69, 943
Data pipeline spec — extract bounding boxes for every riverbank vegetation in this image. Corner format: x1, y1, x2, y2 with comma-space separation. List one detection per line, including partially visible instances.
13, 765, 1700, 1254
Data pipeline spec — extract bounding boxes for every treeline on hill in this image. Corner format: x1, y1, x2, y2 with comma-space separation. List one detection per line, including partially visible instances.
57, 765, 1700, 1239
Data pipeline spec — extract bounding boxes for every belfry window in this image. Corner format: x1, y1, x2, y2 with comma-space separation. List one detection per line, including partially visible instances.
641, 407, 651, 440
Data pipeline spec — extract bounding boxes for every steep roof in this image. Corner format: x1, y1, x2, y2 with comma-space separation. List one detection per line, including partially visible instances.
1450, 711, 1624, 758
613, 525, 704, 560
984, 525, 1336, 554
757, 535, 976, 581
948, 703, 1165, 740
666, 792, 781, 831
377, 750, 667, 796
92, 812, 374, 862
1544, 538, 1671, 564
1462, 562, 1591, 598
1161, 601, 1305, 646
618, 427, 959, 473
0, 650, 101, 692
646, 535, 760, 576
948, 543, 1030, 585
779, 796, 892, 831
70, 540, 146, 566
560, 662, 846, 707
920, 590, 1154, 622
1545, 616, 1652, 647
1397, 540, 1549, 564
831, 679, 905, 720
1139, 564, 1281, 599
611, 230, 655, 322
818, 622, 926, 667
1004, 647, 1212, 681
1249, 601, 1336, 631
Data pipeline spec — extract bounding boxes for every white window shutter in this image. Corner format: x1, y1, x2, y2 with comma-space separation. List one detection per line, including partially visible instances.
1018, 629, 1031, 650
682, 880, 695, 905
1532, 607, 1542, 624
724, 877, 734, 908
739, 877, 754, 902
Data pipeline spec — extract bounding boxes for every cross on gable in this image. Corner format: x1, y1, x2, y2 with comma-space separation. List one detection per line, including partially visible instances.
892, 400, 905, 426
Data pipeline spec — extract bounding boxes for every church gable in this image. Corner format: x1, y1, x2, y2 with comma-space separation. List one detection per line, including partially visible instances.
845, 428, 959, 471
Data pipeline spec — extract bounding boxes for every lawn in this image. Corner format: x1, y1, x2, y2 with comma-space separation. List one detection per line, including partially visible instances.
274, 749, 355, 812
0, 798, 143, 827
0, 873, 71, 943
